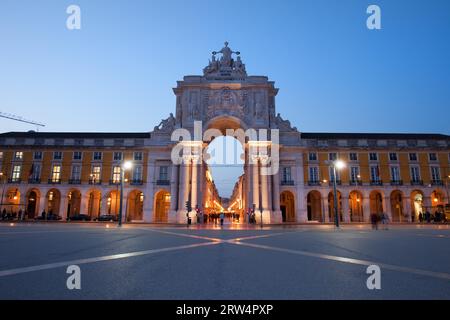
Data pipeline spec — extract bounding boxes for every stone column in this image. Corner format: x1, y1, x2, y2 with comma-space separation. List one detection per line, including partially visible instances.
170, 165, 179, 211
38, 193, 46, 217
295, 155, 307, 222
405, 197, 412, 222
143, 159, 155, 222
260, 162, 270, 223
323, 195, 330, 223
191, 158, 198, 210
363, 197, 371, 222
252, 158, 260, 211
384, 196, 391, 221
177, 157, 191, 223
272, 170, 281, 212
342, 192, 350, 222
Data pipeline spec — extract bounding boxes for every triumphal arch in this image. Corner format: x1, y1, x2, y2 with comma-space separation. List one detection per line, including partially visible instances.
148, 42, 304, 224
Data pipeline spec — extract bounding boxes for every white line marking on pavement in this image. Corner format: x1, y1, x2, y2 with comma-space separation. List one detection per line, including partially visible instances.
0, 242, 218, 278
232, 241, 450, 281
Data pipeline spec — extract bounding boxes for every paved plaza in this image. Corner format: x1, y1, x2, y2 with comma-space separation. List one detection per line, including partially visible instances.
0, 222, 449, 300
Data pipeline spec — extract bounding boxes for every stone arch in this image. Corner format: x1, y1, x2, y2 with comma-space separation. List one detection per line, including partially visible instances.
127, 190, 144, 221
86, 189, 102, 218
46, 188, 61, 216
154, 189, 170, 223
105, 190, 120, 215
349, 190, 364, 222
410, 189, 424, 221
25, 188, 41, 219
390, 190, 405, 222
328, 190, 342, 222
280, 190, 296, 222
3, 188, 21, 215
369, 190, 384, 214
67, 189, 82, 218
307, 190, 322, 222
430, 189, 446, 214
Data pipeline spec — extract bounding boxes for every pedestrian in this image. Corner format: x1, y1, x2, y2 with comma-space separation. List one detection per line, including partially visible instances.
381, 212, 389, 230
42, 210, 46, 220
18, 209, 23, 221
220, 212, 224, 226
418, 212, 423, 223
425, 210, 431, 223
370, 213, 378, 230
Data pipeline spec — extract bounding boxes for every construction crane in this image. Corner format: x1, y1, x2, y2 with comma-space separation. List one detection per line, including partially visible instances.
0, 112, 45, 131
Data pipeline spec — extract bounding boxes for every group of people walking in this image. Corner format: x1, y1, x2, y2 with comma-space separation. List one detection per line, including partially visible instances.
370, 212, 390, 230
418, 210, 447, 224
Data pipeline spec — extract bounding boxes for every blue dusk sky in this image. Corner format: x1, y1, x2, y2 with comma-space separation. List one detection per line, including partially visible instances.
1, 0, 449, 196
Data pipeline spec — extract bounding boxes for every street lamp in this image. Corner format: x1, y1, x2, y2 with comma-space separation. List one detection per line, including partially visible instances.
118, 161, 133, 227
331, 160, 346, 228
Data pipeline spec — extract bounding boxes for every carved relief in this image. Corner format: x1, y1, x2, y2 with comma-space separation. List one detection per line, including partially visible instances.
206, 87, 244, 119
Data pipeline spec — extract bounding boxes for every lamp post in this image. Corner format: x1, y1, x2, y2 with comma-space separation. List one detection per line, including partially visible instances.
331, 160, 346, 228
118, 161, 133, 227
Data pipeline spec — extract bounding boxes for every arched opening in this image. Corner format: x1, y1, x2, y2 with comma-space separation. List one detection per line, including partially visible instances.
3, 188, 21, 217
369, 191, 383, 215
328, 191, 342, 222
307, 190, 322, 222
390, 190, 404, 222
410, 190, 424, 222
26, 189, 40, 219
106, 190, 120, 215
127, 190, 144, 221
87, 190, 102, 218
431, 189, 445, 216
67, 189, 82, 218
154, 190, 170, 223
349, 191, 363, 222
46, 189, 61, 216
280, 191, 295, 222
204, 130, 245, 223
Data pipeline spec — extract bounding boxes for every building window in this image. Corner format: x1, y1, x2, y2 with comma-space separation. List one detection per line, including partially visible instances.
282, 167, 292, 182
370, 166, 380, 181
309, 167, 319, 182
0, 151, 3, 160
71, 165, 82, 180
308, 152, 317, 161
53, 152, 62, 160
431, 166, 441, 182
329, 167, 340, 182
328, 153, 337, 161
93, 152, 102, 161
51, 165, 61, 182
14, 151, 23, 160
429, 153, 437, 161
350, 166, 360, 182
91, 166, 101, 181
113, 152, 123, 161
159, 166, 169, 181
112, 166, 121, 183
133, 166, 143, 181
390, 166, 401, 181
409, 153, 418, 161
369, 153, 378, 161
389, 153, 398, 161
12, 165, 21, 182
349, 153, 358, 161
410, 166, 421, 182
73, 151, 82, 160
30, 163, 41, 180
134, 152, 143, 161
33, 151, 42, 160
